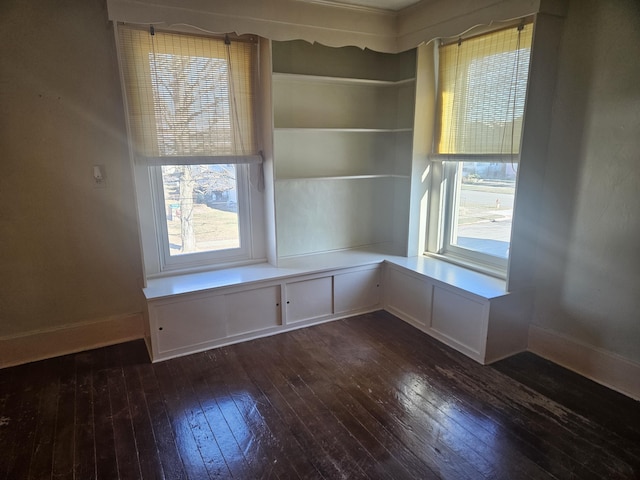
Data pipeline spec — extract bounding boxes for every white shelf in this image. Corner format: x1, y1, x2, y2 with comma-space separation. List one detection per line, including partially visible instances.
271, 43, 416, 258
143, 249, 507, 302
276, 174, 410, 182
273, 72, 415, 87
274, 127, 413, 133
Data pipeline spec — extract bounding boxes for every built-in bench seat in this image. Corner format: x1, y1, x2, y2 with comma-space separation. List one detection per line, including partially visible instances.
143, 250, 529, 364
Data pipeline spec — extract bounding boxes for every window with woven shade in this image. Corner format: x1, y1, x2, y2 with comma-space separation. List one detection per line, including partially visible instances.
118, 26, 260, 162
429, 22, 533, 274
116, 25, 263, 274
436, 24, 532, 157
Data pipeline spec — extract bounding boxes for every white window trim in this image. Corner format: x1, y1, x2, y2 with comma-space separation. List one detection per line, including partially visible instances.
423, 21, 532, 279
113, 24, 268, 281
130, 160, 266, 280
425, 157, 513, 280
150, 163, 254, 273
442, 159, 511, 272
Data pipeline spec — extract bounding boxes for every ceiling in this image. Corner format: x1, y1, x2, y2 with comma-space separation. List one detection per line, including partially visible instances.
301, 0, 424, 12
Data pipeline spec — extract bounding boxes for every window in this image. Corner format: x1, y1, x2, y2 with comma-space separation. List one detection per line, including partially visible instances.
116, 26, 264, 275
428, 23, 533, 274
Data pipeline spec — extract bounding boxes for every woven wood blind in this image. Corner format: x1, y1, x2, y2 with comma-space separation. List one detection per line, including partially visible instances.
118, 26, 260, 164
436, 23, 533, 156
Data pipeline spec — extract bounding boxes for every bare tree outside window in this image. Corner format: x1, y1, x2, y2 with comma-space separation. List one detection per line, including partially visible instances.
150, 53, 240, 254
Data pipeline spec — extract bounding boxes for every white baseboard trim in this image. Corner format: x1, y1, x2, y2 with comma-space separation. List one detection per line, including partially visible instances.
528, 324, 640, 401
0, 313, 145, 369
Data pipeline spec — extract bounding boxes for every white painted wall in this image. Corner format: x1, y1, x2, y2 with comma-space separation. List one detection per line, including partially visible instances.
0, 0, 144, 338
532, 0, 640, 363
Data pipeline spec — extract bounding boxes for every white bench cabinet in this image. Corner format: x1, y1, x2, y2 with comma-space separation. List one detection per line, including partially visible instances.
148, 283, 282, 361
382, 261, 529, 365
284, 275, 333, 324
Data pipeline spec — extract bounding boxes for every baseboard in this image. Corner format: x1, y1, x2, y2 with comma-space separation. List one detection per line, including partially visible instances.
528, 324, 640, 401
0, 313, 145, 368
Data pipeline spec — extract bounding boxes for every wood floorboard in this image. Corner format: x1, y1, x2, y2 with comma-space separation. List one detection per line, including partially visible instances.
0, 365, 19, 479
73, 351, 98, 479
333, 319, 552, 480
4, 362, 45, 480
291, 323, 532, 480
285, 341, 416, 478
24, 356, 58, 479
171, 357, 232, 479
346, 312, 639, 479
271, 330, 438, 479
51, 356, 76, 479
203, 348, 305, 478
252, 335, 382, 479
219, 347, 324, 479
307, 364, 441, 479
118, 343, 165, 480
93, 348, 119, 480
312, 322, 508, 478
235, 339, 359, 479
136, 351, 187, 480
173, 352, 247, 478
277, 329, 443, 478
340, 314, 586, 479
270, 342, 380, 477
152, 360, 212, 478
107, 344, 144, 480
349, 314, 616, 479
1, 310, 639, 479
492, 351, 640, 458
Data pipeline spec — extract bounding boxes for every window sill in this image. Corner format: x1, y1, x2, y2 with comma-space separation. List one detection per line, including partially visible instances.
143, 248, 509, 303
423, 252, 507, 281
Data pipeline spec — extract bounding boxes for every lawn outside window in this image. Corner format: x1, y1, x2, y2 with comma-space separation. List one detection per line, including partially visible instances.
426, 22, 533, 277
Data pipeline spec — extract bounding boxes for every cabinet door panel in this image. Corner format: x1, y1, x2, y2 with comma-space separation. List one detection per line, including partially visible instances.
153, 295, 227, 354
384, 267, 431, 327
286, 276, 333, 323
431, 286, 487, 355
226, 285, 281, 336
334, 268, 380, 314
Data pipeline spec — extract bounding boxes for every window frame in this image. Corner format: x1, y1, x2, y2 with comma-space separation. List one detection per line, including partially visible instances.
114, 24, 267, 279
438, 159, 514, 273
425, 21, 532, 278
150, 162, 253, 273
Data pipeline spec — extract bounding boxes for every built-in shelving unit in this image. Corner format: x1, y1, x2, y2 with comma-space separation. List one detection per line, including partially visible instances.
272, 40, 417, 258
144, 39, 529, 366
139, 40, 532, 371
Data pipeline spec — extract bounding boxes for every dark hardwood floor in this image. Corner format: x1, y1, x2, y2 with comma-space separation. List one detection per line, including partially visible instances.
1, 311, 638, 479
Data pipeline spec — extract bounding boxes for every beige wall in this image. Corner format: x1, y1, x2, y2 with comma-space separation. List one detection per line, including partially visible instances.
532, 0, 640, 363
0, 0, 144, 337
